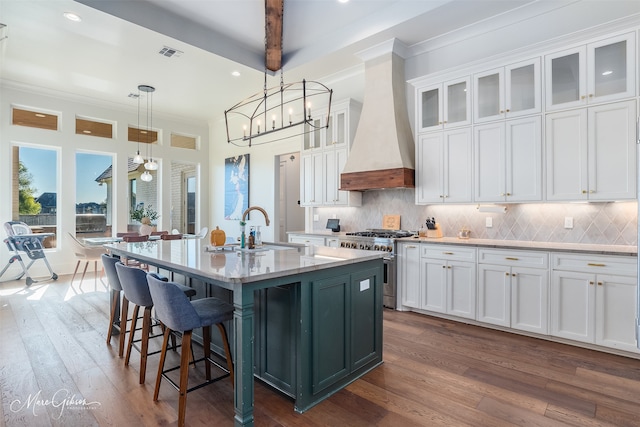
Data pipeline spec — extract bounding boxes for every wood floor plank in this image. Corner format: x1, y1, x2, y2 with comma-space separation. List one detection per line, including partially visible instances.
3, 276, 640, 426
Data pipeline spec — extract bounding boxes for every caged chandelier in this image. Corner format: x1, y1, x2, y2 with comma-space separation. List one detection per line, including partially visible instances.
224, 0, 332, 147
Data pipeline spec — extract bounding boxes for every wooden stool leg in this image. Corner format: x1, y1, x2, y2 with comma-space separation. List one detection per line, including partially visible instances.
202, 326, 211, 380
216, 323, 234, 386
139, 306, 152, 384
106, 290, 119, 344
125, 305, 140, 366
119, 296, 129, 358
154, 327, 171, 401
178, 331, 192, 427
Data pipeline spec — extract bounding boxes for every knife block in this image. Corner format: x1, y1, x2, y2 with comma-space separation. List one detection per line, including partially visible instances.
425, 224, 443, 239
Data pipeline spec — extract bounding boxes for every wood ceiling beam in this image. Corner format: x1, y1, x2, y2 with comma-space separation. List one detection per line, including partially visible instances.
265, 0, 283, 72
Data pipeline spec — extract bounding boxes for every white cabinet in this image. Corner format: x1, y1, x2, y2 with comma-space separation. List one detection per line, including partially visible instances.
477, 249, 549, 335
416, 128, 472, 204
474, 116, 542, 202
418, 77, 471, 132
288, 234, 326, 247
550, 253, 638, 353
546, 100, 636, 201
474, 57, 541, 123
322, 147, 361, 206
421, 245, 476, 320
300, 152, 323, 206
545, 32, 635, 111
325, 236, 340, 248
300, 99, 362, 207
398, 242, 421, 309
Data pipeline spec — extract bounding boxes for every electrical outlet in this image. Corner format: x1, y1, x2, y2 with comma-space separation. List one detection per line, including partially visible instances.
564, 217, 573, 229
313, 214, 319, 221
485, 217, 493, 228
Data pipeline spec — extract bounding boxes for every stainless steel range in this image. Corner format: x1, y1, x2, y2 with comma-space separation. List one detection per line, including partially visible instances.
339, 229, 414, 309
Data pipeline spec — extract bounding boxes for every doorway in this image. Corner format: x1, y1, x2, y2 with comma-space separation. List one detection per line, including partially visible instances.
277, 152, 304, 242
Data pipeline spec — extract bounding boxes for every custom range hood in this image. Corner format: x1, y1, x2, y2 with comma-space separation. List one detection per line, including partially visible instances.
341, 39, 415, 191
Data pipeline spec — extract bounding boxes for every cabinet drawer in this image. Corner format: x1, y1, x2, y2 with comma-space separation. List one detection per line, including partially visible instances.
421, 244, 476, 262
552, 253, 637, 275
479, 249, 548, 269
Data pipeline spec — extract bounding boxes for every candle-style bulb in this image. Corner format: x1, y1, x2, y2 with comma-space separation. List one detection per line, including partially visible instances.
243, 125, 247, 138
257, 120, 261, 134
272, 114, 276, 130
288, 108, 293, 124
307, 102, 311, 119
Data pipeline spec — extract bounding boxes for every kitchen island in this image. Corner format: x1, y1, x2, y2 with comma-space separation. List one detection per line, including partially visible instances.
107, 240, 385, 427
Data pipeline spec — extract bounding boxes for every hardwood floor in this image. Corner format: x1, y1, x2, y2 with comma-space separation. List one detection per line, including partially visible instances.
2, 274, 640, 426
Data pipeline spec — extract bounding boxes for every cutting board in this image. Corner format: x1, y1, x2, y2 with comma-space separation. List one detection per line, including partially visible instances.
382, 215, 401, 230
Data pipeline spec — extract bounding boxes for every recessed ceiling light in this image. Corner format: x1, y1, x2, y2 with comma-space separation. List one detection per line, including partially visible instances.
602, 70, 613, 76
338, 0, 349, 3
63, 12, 82, 22
231, 71, 241, 77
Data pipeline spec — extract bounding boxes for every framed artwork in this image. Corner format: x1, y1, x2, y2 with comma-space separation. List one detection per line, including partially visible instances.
224, 154, 249, 220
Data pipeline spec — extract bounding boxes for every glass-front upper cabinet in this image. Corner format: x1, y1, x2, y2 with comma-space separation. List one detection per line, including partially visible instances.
326, 108, 347, 148
545, 32, 635, 111
302, 116, 324, 151
474, 57, 540, 123
418, 76, 470, 132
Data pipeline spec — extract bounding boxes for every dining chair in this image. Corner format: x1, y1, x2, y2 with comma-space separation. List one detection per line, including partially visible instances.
122, 234, 149, 243
147, 273, 234, 427
67, 232, 106, 287
161, 233, 182, 240
121, 234, 150, 269
115, 263, 196, 384
196, 227, 208, 239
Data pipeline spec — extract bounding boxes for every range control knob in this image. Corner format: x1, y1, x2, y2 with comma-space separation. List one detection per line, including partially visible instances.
386, 246, 393, 252
364, 244, 371, 250
373, 245, 380, 251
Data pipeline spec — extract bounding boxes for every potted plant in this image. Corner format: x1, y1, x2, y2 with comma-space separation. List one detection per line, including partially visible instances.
130, 204, 159, 235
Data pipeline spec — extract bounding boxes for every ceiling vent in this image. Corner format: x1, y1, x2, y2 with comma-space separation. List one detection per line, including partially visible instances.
159, 46, 183, 58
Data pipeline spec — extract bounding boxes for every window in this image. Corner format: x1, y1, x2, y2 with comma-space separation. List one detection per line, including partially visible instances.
76, 117, 114, 139
171, 133, 197, 150
76, 153, 112, 236
13, 145, 59, 248
170, 162, 197, 233
12, 107, 59, 131
127, 157, 158, 232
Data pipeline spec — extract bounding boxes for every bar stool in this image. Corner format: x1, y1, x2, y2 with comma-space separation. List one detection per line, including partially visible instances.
115, 262, 196, 384
147, 274, 234, 427
102, 254, 128, 357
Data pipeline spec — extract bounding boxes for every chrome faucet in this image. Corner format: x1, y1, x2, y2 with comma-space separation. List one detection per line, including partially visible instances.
242, 206, 270, 226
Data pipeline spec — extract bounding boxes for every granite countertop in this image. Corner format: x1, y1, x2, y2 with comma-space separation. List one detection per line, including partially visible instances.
288, 231, 637, 256
396, 236, 637, 256
106, 240, 386, 284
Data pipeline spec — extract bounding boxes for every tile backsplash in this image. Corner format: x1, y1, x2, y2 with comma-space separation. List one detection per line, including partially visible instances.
313, 189, 638, 246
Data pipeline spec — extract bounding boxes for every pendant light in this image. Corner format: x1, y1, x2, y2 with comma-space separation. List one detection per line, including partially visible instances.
132, 85, 144, 164
140, 84, 158, 173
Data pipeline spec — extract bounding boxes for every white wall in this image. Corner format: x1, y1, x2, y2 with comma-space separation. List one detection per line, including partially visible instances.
0, 83, 209, 276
